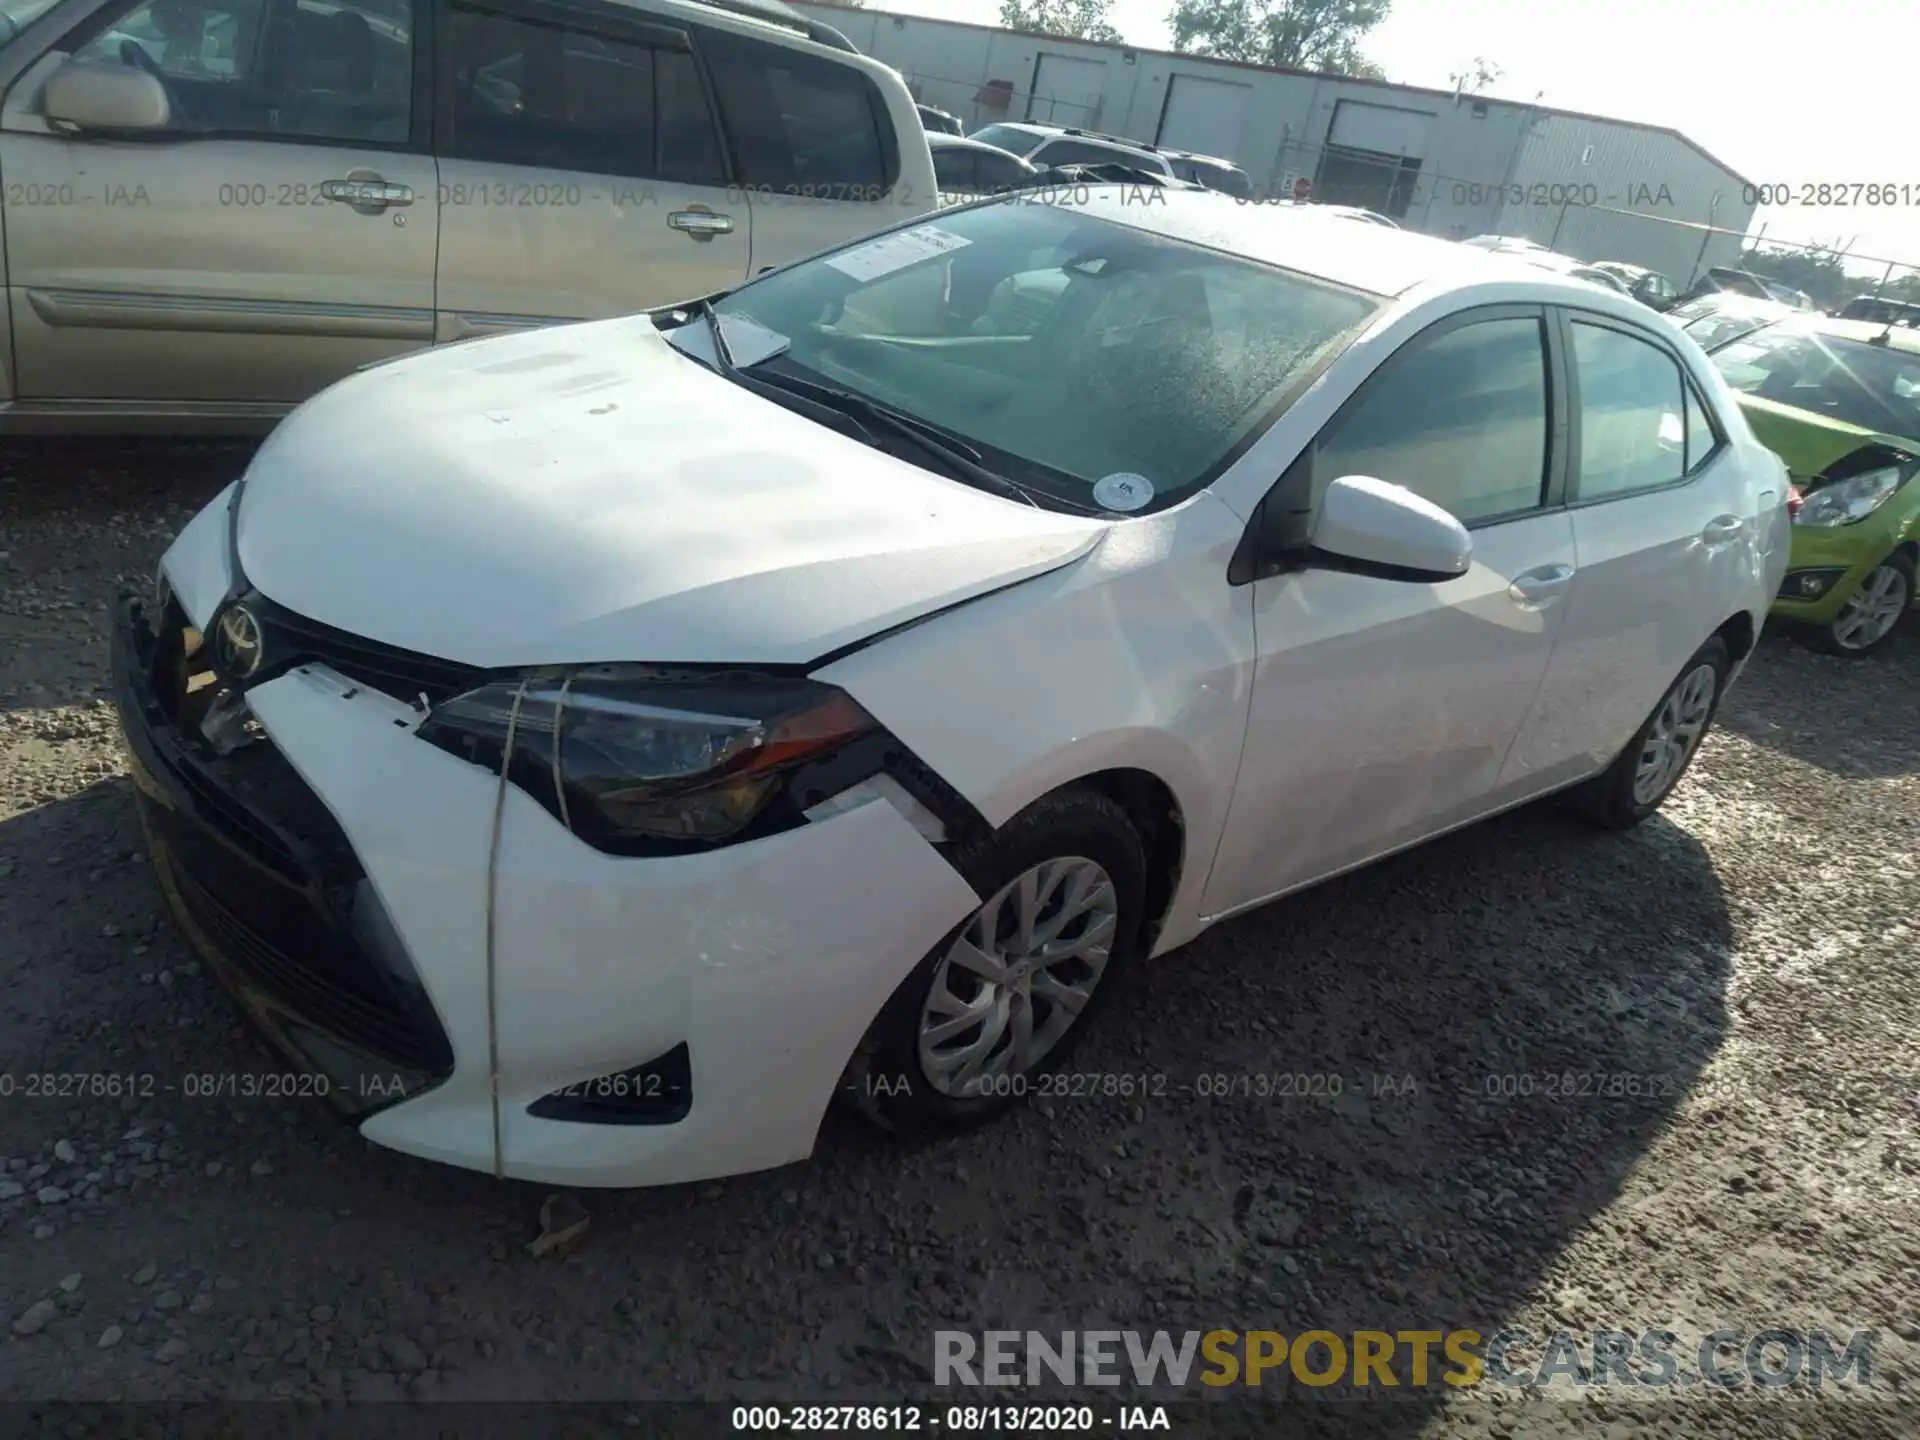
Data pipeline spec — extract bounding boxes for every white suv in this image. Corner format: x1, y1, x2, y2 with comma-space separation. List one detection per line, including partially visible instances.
0, 0, 935, 432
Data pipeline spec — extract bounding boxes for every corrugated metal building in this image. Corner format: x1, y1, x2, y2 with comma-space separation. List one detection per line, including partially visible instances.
792, 1, 1754, 284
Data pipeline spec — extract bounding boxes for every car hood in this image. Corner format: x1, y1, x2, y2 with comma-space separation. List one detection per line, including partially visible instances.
1734, 394, 1920, 482
233, 316, 1107, 668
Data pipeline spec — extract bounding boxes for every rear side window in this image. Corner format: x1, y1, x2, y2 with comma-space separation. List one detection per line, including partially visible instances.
931, 147, 977, 192
442, 4, 724, 183
1684, 380, 1721, 473
700, 29, 897, 199
975, 151, 1032, 191
1570, 321, 1687, 500
1314, 316, 1550, 525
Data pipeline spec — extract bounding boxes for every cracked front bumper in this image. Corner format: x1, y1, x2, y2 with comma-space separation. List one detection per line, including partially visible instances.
113, 590, 979, 1188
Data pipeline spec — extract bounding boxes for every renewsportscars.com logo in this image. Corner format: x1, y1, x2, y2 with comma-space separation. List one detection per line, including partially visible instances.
934, 1328, 1877, 1392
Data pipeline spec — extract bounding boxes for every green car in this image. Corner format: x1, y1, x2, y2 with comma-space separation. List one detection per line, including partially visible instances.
1687, 313, 1920, 656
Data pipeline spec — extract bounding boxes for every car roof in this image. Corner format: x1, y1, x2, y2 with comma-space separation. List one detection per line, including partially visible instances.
1037, 187, 1640, 300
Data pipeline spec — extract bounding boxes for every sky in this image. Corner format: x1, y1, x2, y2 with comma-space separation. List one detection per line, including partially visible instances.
862, 0, 1920, 274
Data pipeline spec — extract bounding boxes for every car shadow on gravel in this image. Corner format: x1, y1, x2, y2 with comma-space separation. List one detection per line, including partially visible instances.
1714, 627, 1920, 779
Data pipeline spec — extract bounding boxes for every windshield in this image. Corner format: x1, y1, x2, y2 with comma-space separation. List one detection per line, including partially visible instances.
968, 125, 1046, 158
0, 0, 60, 47
706, 199, 1380, 513
1710, 325, 1920, 438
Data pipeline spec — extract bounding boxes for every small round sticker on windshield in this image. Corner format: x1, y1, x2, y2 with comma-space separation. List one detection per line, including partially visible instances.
1093, 472, 1155, 512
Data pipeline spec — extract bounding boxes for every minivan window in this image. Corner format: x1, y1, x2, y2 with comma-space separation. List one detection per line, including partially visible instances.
74, 0, 411, 142
701, 28, 895, 198
1313, 316, 1550, 525
707, 203, 1378, 511
443, 5, 723, 183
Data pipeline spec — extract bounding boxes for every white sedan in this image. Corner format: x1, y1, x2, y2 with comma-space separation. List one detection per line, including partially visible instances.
116, 191, 1791, 1186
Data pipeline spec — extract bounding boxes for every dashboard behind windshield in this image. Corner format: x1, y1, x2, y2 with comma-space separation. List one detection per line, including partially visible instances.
1711, 327, 1920, 438
710, 201, 1380, 513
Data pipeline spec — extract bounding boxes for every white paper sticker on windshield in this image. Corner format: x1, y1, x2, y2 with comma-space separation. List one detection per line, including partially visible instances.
824, 226, 973, 283
1093, 472, 1155, 511
716, 313, 792, 368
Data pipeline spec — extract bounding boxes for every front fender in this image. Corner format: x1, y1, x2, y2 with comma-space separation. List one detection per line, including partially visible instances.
816, 491, 1258, 957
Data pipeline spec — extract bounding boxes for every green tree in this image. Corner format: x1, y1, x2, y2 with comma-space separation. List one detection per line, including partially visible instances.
1167, 0, 1391, 77
1000, 0, 1123, 43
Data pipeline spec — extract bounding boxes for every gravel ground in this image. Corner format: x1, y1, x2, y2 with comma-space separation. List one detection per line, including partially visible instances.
1, 444, 1917, 1436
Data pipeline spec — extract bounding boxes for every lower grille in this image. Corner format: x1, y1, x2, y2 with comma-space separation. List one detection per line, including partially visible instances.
168, 858, 450, 1075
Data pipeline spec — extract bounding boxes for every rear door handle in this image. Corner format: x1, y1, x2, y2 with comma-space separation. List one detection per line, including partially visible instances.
668, 209, 735, 240
1701, 514, 1745, 546
322, 178, 413, 210
1508, 563, 1575, 605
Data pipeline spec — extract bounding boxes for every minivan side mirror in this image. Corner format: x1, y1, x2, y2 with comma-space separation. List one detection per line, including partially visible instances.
1309, 475, 1473, 581
44, 60, 171, 133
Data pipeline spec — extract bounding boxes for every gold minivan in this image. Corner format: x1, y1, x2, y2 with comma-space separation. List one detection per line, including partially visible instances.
0, 0, 933, 431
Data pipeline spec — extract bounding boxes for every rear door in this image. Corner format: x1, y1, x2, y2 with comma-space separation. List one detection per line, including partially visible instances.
0, 0, 435, 406
1502, 310, 1758, 789
432, 0, 746, 341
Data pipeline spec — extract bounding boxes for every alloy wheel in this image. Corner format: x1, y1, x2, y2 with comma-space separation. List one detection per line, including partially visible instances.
917, 856, 1118, 1098
1631, 662, 1718, 807
1830, 563, 1910, 652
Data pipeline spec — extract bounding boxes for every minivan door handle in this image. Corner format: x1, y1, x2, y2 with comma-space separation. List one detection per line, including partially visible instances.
1700, 514, 1745, 546
668, 209, 735, 240
322, 177, 413, 210
1508, 563, 1576, 605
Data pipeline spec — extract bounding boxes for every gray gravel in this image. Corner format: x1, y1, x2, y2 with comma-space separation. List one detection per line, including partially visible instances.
1, 444, 1916, 1435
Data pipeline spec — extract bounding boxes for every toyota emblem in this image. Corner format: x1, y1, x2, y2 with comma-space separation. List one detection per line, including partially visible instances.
214, 604, 265, 680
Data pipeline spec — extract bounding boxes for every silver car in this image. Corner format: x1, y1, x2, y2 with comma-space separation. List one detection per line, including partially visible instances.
0, 0, 934, 432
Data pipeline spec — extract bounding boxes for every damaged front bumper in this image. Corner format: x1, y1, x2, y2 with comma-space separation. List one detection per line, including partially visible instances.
114, 573, 980, 1187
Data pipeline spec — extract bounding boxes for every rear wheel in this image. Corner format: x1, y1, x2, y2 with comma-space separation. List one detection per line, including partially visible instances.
841, 786, 1146, 1134
1806, 554, 1913, 658
1571, 636, 1729, 829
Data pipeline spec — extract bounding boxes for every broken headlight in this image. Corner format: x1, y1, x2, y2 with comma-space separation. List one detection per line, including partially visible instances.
417, 667, 879, 852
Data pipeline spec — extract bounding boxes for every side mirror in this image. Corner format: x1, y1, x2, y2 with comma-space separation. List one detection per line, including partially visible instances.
44, 60, 171, 133
1309, 475, 1472, 582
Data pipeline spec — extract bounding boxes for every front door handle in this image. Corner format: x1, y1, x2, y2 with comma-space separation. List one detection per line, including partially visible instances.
1508, 563, 1576, 605
1700, 514, 1745, 546
668, 209, 735, 240
322, 177, 413, 210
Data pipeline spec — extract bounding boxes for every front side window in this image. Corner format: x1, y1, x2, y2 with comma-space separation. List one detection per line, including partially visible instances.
72, 0, 412, 141
1314, 316, 1550, 525
1710, 326, 1920, 436
930, 146, 977, 192
707, 202, 1379, 512
1570, 321, 1687, 500
701, 29, 893, 197
442, 6, 720, 182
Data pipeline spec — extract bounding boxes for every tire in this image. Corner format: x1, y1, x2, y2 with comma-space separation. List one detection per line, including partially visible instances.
1802, 553, 1914, 658
1571, 636, 1731, 830
840, 785, 1147, 1135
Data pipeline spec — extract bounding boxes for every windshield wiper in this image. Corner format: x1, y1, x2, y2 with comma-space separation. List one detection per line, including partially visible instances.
691, 301, 1106, 516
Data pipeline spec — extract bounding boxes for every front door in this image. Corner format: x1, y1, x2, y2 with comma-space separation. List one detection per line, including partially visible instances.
1, 0, 436, 404
1203, 307, 1578, 916
431, 0, 749, 341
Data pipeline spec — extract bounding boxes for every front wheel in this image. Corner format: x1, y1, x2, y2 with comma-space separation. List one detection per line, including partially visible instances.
841, 786, 1146, 1134
1805, 554, 1913, 658
1571, 636, 1730, 829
